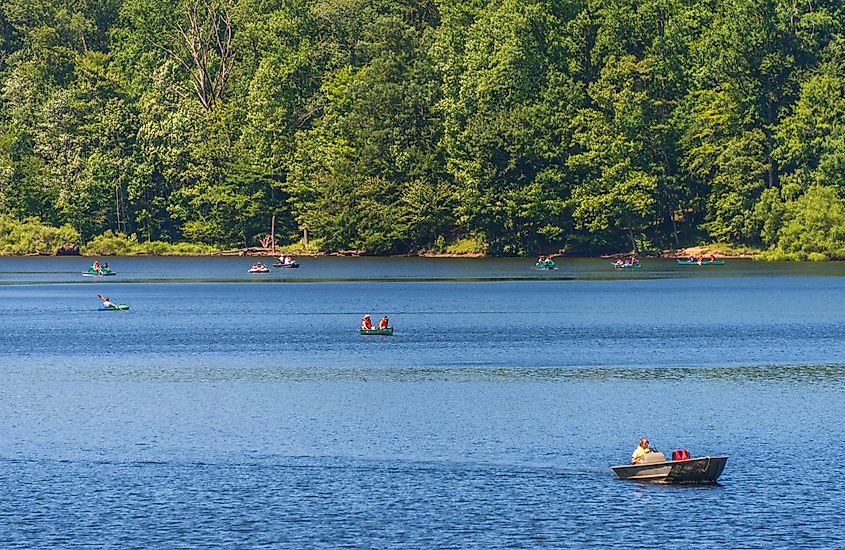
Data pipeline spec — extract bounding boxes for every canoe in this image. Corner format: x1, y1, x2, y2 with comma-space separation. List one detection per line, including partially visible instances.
612, 264, 642, 269
82, 271, 116, 277
676, 260, 726, 266
611, 452, 728, 484
360, 327, 394, 336
98, 305, 130, 311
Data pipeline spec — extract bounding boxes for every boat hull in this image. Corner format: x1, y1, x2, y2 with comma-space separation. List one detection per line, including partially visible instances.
612, 264, 642, 269
98, 305, 130, 311
676, 260, 726, 266
273, 263, 299, 268
611, 456, 727, 484
360, 327, 394, 336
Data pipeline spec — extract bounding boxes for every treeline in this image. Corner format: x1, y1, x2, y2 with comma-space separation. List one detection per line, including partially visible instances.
1, 0, 845, 257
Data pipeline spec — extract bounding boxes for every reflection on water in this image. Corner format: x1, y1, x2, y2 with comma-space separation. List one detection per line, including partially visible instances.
5, 255, 845, 284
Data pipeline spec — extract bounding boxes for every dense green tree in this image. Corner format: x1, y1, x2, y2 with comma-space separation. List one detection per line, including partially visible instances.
1, 0, 845, 256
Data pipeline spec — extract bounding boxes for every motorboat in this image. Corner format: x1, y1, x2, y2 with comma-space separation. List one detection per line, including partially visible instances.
611, 451, 727, 484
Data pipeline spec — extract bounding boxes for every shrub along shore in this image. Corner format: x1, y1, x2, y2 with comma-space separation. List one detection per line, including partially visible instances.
1, 216, 767, 259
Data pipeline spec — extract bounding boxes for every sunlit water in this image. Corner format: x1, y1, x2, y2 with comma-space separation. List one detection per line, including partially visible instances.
1, 257, 843, 547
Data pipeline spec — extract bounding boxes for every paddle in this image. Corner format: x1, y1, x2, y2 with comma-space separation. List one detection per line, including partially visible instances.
97, 293, 114, 309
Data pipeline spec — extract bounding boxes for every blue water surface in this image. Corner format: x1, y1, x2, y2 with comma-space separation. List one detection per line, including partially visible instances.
0, 257, 843, 548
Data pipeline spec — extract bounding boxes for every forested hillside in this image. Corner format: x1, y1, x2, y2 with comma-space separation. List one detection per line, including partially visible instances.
1, 0, 844, 257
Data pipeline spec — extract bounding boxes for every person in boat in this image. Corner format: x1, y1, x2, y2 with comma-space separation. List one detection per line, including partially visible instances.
698, 254, 704, 265
630, 256, 639, 266
91, 260, 102, 274
102, 296, 116, 309
379, 315, 389, 329
631, 437, 652, 464
688, 255, 695, 263
709, 254, 716, 262
614, 258, 624, 266
361, 315, 374, 330
102, 262, 110, 273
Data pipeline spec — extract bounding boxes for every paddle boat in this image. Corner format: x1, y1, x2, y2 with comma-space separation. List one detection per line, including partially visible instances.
677, 259, 726, 266
535, 258, 557, 270
98, 304, 130, 311
611, 450, 728, 484
248, 262, 270, 273
360, 327, 394, 336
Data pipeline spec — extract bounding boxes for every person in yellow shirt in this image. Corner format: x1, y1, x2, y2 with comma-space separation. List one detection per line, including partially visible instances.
631, 437, 652, 464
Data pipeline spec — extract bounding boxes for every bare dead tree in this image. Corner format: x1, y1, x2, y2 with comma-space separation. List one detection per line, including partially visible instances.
152, 0, 235, 112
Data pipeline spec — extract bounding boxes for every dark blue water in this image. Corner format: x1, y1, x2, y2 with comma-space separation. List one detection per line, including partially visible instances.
1, 257, 844, 547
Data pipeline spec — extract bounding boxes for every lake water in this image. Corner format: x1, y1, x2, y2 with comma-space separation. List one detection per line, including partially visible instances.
0, 257, 843, 547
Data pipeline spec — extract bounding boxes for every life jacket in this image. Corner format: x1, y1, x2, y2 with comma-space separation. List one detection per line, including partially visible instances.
672, 449, 691, 461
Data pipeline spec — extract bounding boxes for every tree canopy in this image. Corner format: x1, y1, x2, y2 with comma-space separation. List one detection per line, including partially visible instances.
1, 0, 844, 256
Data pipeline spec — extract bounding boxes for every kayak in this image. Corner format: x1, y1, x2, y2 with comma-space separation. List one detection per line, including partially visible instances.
360, 327, 393, 336
612, 263, 642, 269
676, 260, 726, 265
98, 305, 130, 311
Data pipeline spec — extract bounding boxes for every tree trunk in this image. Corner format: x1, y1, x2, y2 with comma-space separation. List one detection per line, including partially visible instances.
271, 214, 276, 253
670, 207, 679, 247
628, 227, 638, 254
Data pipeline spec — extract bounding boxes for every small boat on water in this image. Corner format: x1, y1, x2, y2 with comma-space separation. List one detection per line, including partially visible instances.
98, 305, 130, 311
248, 263, 270, 273
676, 259, 726, 266
536, 260, 557, 270
611, 451, 727, 484
273, 262, 299, 268
82, 269, 116, 277
612, 263, 642, 269
360, 327, 394, 336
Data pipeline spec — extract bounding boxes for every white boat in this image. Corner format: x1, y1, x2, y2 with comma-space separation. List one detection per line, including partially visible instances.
611, 451, 727, 484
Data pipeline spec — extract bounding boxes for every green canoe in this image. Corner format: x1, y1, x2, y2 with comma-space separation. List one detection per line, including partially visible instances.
360, 327, 393, 335
83, 269, 116, 276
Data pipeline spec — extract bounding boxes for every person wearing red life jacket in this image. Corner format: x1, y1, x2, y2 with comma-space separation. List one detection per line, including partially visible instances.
361, 315, 374, 330
379, 316, 389, 329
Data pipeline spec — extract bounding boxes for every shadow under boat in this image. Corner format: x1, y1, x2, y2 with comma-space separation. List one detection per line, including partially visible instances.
611, 451, 728, 484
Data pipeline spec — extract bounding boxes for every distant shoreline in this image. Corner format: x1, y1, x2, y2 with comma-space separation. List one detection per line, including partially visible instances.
2, 247, 759, 259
